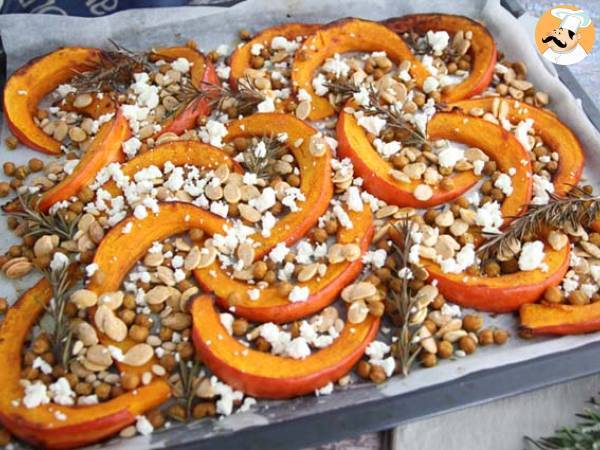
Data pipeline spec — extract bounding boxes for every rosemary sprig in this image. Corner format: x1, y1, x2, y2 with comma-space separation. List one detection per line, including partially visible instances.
41, 261, 74, 368
525, 393, 600, 449
389, 219, 422, 377
242, 135, 287, 180
176, 75, 265, 117
326, 80, 429, 146
477, 187, 600, 264
170, 358, 202, 420
71, 40, 151, 94
4, 194, 79, 241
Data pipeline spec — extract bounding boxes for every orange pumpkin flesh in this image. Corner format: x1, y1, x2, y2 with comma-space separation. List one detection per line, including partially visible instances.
103, 140, 243, 197
292, 18, 429, 121
87, 202, 226, 373
452, 97, 585, 196
424, 243, 570, 313
229, 23, 320, 89
151, 47, 219, 136
225, 113, 333, 256
194, 206, 373, 323
337, 108, 533, 212
384, 14, 497, 102
0, 278, 170, 450
3, 47, 101, 154
37, 110, 131, 213
191, 295, 380, 399
520, 301, 600, 335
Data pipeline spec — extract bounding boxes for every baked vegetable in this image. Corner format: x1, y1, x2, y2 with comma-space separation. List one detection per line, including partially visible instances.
0, 278, 169, 449
384, 14, 497, 102
194, 206, 373, 323
191, 294, 380, 398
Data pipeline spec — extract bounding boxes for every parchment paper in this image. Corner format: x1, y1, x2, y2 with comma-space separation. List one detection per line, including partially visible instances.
1, 1, 600, 448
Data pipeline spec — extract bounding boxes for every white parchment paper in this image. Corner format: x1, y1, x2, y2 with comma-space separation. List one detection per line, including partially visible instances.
1, 0, 600, 448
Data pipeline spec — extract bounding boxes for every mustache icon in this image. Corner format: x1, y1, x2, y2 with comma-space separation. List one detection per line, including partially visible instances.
542, 35, 567, 48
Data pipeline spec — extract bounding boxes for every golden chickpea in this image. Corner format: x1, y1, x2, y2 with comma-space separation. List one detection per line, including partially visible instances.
147, 409, 166, 428
227, 291, 242, 306
423, 319, 437, 335
239, 29, 251, 40
568, 290, 589, 306
75, 382, 93, 396
430, 294, 445, 310
493, 329, 509, 345
168, 404, 187, 421
189, 228, 205, 242
32, 335, 50, 355
193, 402, 217, 418
368, 301, 385, 317
95, 383, 112, 401
28, 158, 44, 172
160, 354, 177, 373
177, 342, 194, 360
255, 337, 271, 352
356, 361, 371, 379
459, 336, 477, 355
232, 319, 248, 337
462, 314, 483, 332
0, 428, 11, 446
121, 372, 140, 391
3, 162, 15, 176
483, 260, 501, 277
252, 261, 268, 280
543, 286, 563, 304
420, 352, 437, 368
437, 340, 454, 359
0, 298, 8, 314
129, 324, 149, 343
369, 365, 387, 383
479, 329, 494, 346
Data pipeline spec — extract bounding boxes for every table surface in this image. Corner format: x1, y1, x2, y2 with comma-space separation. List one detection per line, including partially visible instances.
323, 1, 600, 449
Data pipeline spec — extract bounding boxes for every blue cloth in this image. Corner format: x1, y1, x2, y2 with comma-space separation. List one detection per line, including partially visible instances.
0, 0, 192, 16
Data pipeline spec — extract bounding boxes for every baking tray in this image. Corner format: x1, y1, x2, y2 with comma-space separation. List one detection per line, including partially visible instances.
1, 1, 600, 449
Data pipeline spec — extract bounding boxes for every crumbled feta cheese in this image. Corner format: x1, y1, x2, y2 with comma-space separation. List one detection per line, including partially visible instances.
322, 53, 350, 78
426, 30, 450, 54
315, 382, 334, 396
220, 313, 234, 335
200, 120, 228, 148
171, 57, 190, 73
437, 143, 465, 168
362, 249, 387, 268
250, 43, 264, 56
122, 137, 142, 159
439, 243, 476, 274
289, 286, 310, 303
32, 357, 52, 375
346, 186, 363, 212
49, 377, 75, 406
423, 76, 440, 93
514, 119, 534, 151
269, 243, 290, 264
312, 73, 329, 96
373, 138, 401, 158
333, 204, 353, 229
271, 36, 300, 52
531, 174, 555, 205
475, 201, 503, 233
357, 114, 386, 136
23, 382, 50, 409
136, 415, 154, 436
518, 240, 547, 271
50, 252, 69, 272
494, 173, 513, 196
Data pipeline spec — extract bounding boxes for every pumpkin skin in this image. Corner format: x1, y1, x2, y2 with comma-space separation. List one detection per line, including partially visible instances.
451, 97, 585, 196
291, 18, 429, 120
224, 113, 333, 256
37, 109, 131, 212
0, 278, 170, 450
520, 302, 600, 335
191, 295, 380, 399
194, 206, 374, 323
337, 108, 533, 211
3, 47, 102, 154
229, 22, 320, 89
383, 14, 497, 102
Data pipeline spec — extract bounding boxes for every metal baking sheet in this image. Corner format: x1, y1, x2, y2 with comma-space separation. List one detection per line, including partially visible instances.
1, 0, 600, 449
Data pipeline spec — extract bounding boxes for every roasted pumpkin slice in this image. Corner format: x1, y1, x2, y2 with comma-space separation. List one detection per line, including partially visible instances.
291, 18, 429, 120
103, 140, 243, 197
452, 97, 584, 196
194, 206, 373, 323
87, 202, 226, 373
3, 47, 102, 154
384, 14, 497, 102
520, 301, 600, 335
37, 110, 130, 212
150, 46, 219, 137
191, 295, 380, 399
225, 113, 333, 256
229, 22, 320, 89
338, 107, 533, 212
423, 243, 570, 313
0, 278, 169, 450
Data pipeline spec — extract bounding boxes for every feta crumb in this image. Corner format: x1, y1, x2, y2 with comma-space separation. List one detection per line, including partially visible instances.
136, 415, 154, 435
289, 286, 310, 303
518, 240, 547, 271
171, 57, 190, 73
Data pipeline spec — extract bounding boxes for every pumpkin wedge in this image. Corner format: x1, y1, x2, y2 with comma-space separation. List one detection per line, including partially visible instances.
194, 206, 373, 323
37, 110, 130, 213
150, 46, 219, 137
292, 18, 429, 121
3, 47, 101, 154
87, 202, 226, 373
191, 295, 380, 398
520, 301, 600, 335
451, 97, 584, 195
337, 107, 533, 212
384, 14, 497, 102
225, 113, 333, 256
0, 278, 170, 450
424, 242, 570, 312
102, 140, 243, 197
229, 22, 320, 89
